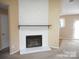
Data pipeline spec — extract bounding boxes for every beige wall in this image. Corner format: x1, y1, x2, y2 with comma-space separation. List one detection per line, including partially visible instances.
60, 15, 79, 39
0, 0, 61, 54
48, 0, 60, 48
0, 0, 19, 54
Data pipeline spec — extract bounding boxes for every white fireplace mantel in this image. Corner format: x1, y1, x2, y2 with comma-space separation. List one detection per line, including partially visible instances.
19, 26, 51, 54
18, 25, 51, 29
19, 0, 50, 54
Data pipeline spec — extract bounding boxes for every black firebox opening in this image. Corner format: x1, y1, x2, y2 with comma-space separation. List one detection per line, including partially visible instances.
26, 35, 42, 48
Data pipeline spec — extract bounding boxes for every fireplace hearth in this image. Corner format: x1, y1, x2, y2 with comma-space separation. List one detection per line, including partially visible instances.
26, 35, 42, 48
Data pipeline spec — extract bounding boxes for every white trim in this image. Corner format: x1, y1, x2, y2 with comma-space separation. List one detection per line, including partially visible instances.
49, 45, 59, 49
0, 47, 8, 51
10, 50, 19, 55
60, 38, 79, 40
0, 48, 4, 51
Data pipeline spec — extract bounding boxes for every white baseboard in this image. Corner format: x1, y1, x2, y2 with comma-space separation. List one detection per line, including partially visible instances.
0, 48, 3, 51
49, 45, 59, 49
0, 47, 8, 51
10, 49, 19, 55
60, 38, 79, 40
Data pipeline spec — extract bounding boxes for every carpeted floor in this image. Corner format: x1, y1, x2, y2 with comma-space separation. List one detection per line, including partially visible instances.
0, 39, 79, 59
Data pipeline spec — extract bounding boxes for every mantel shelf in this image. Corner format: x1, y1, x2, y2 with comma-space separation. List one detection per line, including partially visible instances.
18, 25, 51, 27
18, 25, 51, 29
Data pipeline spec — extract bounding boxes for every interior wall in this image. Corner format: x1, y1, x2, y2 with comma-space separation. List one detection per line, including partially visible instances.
19, 0, 48, 25
0, 0, 19, 54
48, 0, 60, 48
60, 15, 79, 39
0, 0, 61, 54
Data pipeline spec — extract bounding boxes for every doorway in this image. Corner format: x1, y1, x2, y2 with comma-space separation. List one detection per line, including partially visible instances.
0, 4, 9, 54
60, 15, 79, 40
59, 15, 79, 48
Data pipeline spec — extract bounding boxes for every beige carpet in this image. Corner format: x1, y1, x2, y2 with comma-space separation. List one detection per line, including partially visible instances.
0, 39, 79, 59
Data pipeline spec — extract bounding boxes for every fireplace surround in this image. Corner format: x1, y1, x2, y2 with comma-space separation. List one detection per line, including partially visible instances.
19, 26, 50, 54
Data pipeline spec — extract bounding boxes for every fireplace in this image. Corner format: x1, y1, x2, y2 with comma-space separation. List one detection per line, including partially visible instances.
19, 26, 50, 54
26, 35, 42, 48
